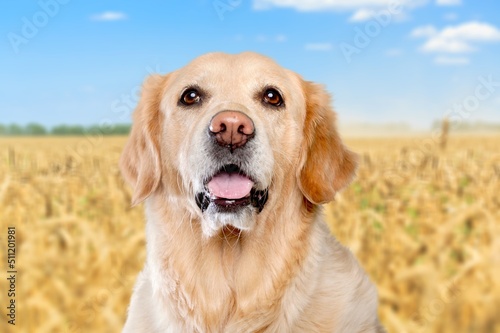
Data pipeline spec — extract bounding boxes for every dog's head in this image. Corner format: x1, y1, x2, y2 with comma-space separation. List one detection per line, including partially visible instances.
120, 52, 357, 237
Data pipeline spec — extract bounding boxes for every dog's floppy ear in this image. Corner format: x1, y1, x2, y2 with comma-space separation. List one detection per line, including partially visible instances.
120, 74, 168, 206
297, 80, 358, 205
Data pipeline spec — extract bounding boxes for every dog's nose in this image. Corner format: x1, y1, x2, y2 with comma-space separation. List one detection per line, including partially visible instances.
209, 111, 255, 150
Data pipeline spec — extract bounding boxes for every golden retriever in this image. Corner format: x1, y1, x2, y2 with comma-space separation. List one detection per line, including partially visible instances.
120, 52, 384, 332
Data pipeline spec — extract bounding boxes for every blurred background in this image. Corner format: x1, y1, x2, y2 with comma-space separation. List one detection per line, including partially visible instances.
0, 1, 499, 332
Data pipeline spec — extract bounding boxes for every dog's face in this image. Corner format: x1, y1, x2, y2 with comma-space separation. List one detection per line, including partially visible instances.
120, 52, 357, 237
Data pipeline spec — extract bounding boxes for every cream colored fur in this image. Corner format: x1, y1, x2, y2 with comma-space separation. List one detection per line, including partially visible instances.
120, 52, 384, 333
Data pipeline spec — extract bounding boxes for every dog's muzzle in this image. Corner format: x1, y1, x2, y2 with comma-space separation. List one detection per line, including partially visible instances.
196, 110, 269, 214
196, 188, 268, 213
195, 162, 269, 214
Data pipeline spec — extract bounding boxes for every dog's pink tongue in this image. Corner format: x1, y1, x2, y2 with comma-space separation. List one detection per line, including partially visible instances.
208, 173, 254, 199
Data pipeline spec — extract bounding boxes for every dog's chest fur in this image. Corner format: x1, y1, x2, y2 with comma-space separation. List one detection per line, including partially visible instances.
144, 196, 328, 332
123, 194, 381, 333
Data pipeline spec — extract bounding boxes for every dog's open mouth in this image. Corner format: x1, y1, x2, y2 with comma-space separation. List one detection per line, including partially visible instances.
208, 164, 254, 202
196, 164, 268, 213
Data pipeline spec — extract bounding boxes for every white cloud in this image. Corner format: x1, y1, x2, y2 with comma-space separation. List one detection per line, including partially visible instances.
434, 56, 469, 65
423, 38, 475, 53
440, 22, 500, 41
349, 8, 375, 22
253, 0, 428, 11
255, 0, 387, 11
415, 21, 500, 54
304, 42, 334, 51
253, 0, 428, 23
436, 0, 461, 6
410, 25, 437, 38
349, 7, 411, 23
90, 11, 127, 21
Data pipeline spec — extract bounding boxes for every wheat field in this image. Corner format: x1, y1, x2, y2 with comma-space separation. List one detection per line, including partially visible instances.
0, 135, 499, 333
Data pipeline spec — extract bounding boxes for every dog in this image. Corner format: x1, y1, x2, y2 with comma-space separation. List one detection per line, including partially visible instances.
120, 52, 384, 332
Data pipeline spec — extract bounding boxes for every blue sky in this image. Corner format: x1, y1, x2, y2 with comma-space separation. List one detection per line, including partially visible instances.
1, 0, 499, 129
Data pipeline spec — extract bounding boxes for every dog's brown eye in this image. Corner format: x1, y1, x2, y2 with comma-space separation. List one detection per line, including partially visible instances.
181, 89, 201, 106
263, 88, 283, 107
